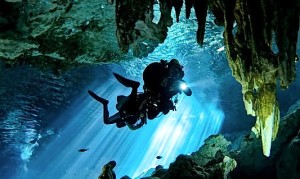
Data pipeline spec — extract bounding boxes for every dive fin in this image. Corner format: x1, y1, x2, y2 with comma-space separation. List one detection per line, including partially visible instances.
88, 90, 108, 105
113, 73, 140, 88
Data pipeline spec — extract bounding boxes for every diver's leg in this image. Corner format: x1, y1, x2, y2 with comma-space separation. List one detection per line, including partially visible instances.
88, 90, 108, 105
102, 103, 110, 122
104, 112, 121, 124
113, 72, 139, 100
113, 73, 140, 89
88, 90, 110, 123
131, 85, 138, 95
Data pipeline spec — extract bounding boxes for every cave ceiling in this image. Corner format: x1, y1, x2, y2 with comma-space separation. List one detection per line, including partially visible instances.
0, 0, 299, 156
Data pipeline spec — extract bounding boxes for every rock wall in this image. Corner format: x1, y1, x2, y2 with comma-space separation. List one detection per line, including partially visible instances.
229, 99, 300, 178
209, 0, 299, 156
138, 135, 237, 179
0, 0, 121, 72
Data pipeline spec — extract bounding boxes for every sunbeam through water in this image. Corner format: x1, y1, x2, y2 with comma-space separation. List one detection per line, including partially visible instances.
12, 8, 228, 179
22, 61, 225, 178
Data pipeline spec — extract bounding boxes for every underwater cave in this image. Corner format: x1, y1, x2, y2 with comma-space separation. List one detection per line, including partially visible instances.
0, 0, 299, 178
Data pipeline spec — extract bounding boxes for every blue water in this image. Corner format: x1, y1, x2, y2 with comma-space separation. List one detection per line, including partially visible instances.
1, 7, 300, 179
15, 60, 225, 178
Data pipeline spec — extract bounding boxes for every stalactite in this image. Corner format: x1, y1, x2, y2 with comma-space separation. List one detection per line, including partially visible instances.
115, 0, 173, 57
115, 0, 154, 53
114, 0, 211, 56
113, 0, 299, 156
185, 0, 208, 46
172, 0, 183, 23
209, 0, 299, 156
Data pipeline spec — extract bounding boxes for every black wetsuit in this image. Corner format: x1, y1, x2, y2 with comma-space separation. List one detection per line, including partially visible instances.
143, 59, 184, 117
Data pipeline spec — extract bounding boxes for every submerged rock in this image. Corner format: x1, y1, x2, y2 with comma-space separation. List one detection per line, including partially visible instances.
228, 98, 300, 178
134, 101, 300, 179
0, 0, 122, 71
277, 130, 300, 179
148, 135, 237, 179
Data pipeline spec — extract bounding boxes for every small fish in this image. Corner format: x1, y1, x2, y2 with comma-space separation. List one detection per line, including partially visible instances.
156, 156, 162, 159
78, 148, 89, 152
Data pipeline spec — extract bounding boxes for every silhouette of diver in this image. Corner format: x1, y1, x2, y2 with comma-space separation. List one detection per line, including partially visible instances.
88, 59, 191, 130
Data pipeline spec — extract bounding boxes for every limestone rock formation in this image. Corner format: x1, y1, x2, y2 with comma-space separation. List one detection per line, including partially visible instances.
141, 135, 237, 179
277, 130, 300, 179
228, 99, 300, 178
208, 0, 299, 156
114, 0, 211, 56
115, 0, 172, 57
5, 0, 22, 2
0, 39, 39, 60
0, 0, 121, 71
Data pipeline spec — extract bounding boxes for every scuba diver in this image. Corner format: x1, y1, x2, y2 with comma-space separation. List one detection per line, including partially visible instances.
88, 59, 192, 130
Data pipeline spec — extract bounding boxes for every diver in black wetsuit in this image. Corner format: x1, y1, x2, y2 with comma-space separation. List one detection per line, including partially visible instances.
89, 59, 191, 130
